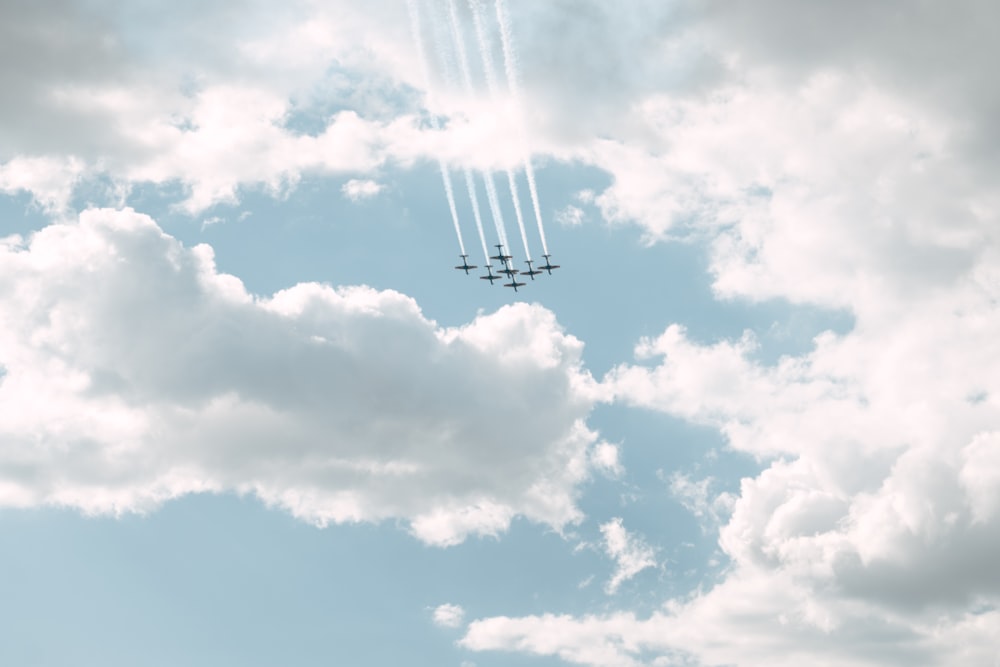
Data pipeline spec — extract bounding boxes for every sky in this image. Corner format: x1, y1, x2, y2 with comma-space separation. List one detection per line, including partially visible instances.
2, 1, 999, 666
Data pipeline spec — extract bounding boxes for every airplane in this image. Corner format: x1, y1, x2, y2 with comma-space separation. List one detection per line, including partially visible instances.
539, 254, 560, 274
496, 265, 520, 278
504, 279, 527, 292
480, 265, 501, 284
454, 255, 478, 274
490, 244, 513, 264
521, 260, 542, 280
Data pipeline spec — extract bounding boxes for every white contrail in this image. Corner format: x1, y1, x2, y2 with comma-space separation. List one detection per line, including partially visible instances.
502, 163, 530, 260
482, 170, 510, 252
494, 0, 549, 256
406, 0, 467, 257
434, 0, 507, 262
437, 156, 466, 256
469, 0, 533, 261
442, 0, 495, 264
462, 168, 490, 263
446, 0, 514, 261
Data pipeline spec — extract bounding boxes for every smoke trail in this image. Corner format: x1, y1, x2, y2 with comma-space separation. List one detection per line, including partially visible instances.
462, 168, 490, 263
444, 0, 514, 261
503, 166, 530, 260
469, 0, 533, 260
469, 0, 499, 91
406, 0, 466, 256
439, 0, 493, 264
482, 170, 509, 251
437, 158, 466, 255
494, 0, 549, 256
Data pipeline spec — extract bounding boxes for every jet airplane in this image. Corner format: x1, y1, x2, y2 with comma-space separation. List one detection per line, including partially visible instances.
521, 260, 542, 280
490, 244, 513, 264
454, 255, 478, 274
504, 279, 527, 292
480, 265, 501, 284
497, 265, 520, 278
539, 254, 560, 274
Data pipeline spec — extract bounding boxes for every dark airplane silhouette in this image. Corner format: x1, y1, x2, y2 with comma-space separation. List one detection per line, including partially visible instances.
480, 265, 501, 284
454, 255, 477, 274
538, 254, 560, 274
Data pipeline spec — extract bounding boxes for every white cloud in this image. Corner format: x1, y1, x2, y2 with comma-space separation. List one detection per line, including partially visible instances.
667, 473, 733, 529
0, 156, 85, 214
467, 240, 1000, 661
461, 586, 1000, 667
4, 0, 999, 245
0, 208, 606, 546
6, 3, 1000, 662
432, 603, 466, 629
462, 612, 649, 667
341, 178, 384, 202
0, 0, 557, 215
589, 442, 624, 479
598, 518, 657, 594
453, 1, 1000, 660
555, 205, 584, 228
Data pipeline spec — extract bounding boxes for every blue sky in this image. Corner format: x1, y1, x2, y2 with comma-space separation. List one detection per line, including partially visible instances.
2, 2, 1000, 666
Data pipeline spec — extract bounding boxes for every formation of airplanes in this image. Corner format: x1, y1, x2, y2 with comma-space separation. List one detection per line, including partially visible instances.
455, 245, 559, 292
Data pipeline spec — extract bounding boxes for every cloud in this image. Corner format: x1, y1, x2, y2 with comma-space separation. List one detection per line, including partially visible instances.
432, 603, 466, 629
465, 235, 1000, 661
461, 590, 1000, 667
0, 156, 85, 214
0, 208, 607, 546
4, 3, 1000, 665
0, 0, 585, 216
554, 205, 584, 228
0, 1, 429, 213
452, 1, 1000, 660
667, 472, 733, 529
4, 0, 998, 241
599, 518, 657, 594
341, 178, 384, 202
589, 442, 624, 479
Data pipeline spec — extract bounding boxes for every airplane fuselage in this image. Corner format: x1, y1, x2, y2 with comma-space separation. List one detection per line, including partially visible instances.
455, 254, 478, 274
539, 254, 560, 275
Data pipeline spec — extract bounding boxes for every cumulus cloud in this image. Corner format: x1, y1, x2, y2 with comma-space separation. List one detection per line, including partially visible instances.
507, 271, 999, 663
494, 1, 1000, 314
589, 442, 624, 479
461, 594, 1000, 667
0, 1, 428, 213
5, 0, 999, 240
0, 208, 607, 546
0, 0, 562, 215
463, 191, 1000, 664
432, 603, 466, 629
6, 3, 1000, 662
341, 178, 384, 202
0, 156, 85, 214
451, 0, 1000, 661
667, 473, 732, 529
598, 518, 657, 594
554, 205, 584, 228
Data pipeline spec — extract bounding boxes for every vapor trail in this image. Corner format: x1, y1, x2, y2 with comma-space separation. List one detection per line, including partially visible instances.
442, 0, 514, 261
462, 168, 490, 263
440, 0, 494, 264
406, 0, 467, 256
482, 171, 509, 251
469, 0, 533, 260
494, 0, 549, 256
502, 169, 529, 259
